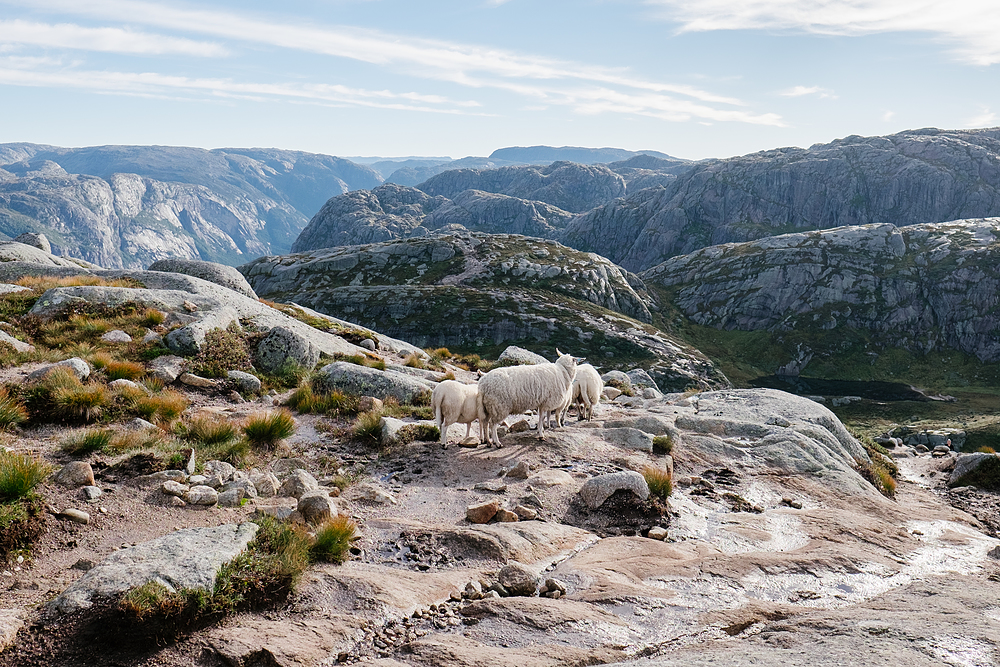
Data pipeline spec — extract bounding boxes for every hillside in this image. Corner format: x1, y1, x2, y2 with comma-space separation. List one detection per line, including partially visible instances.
561, 128, 1000, 271
0, 144, 382, 268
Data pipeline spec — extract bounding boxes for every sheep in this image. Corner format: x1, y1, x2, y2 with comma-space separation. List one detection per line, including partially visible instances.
432, 380, 479, 448
477, 349, 579, 446
568, 363, 603, 421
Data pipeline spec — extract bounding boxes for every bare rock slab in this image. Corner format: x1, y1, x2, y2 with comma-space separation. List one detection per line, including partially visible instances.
48, 523, 259, 614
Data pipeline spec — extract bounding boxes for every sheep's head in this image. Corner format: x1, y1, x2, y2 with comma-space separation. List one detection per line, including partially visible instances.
555, 349, 583, 376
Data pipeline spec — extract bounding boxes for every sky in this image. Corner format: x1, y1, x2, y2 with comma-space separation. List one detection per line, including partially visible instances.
0, 0, 998, 161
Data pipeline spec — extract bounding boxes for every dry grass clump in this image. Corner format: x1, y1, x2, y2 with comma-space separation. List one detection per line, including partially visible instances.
310, 516, 358, 564
0, 388, 27, 431
51, 378, 109, 423
351, 411, 382, 446
850, 430, 899, 499
243, 410, 296, 450
178, 415, 240, 447
642, 466, 673, 501
403, 353, 425, 369
652, 435, 674, 455
61, 428, 116, 456
284, 385, 359, 417
332, 353, 386, 371
14, 275, 139, 290
132, 390, 189, 425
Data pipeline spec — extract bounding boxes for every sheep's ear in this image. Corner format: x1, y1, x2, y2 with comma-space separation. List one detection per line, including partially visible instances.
574, 356, 586, 363
476, 369, 484, 377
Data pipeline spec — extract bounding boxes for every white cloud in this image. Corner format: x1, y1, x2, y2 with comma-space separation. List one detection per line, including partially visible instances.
882, 110, 895, 121
966, 107, 997, 127
779, 85, 836, 99
646, 0, 1000, 66
4, 0, 783, 126
0, 19, 227, 56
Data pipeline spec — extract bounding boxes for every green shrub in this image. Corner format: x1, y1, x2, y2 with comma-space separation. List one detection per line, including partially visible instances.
243, 410, 296, 450
266, 361, 309, 389
0, 451, 52, 501
190, 325, 251, 378
310, 516, 358, 564
352, 411, 382, 446
62, 428, 115, 456
652, 435, 674, 455
851, 431, 899, 499
643, 466, 673, 500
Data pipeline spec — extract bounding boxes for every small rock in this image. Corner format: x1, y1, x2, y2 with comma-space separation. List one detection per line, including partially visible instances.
58, 509, 90, 525
0, 609, 23, 652
988, 545, 1000, 560
100, 330, 132, 343
279, 469, 320, 499
915, 444, 930, 453
182, 300, 199, 312
148, 355, 186, 384
168, 496, 187, 507
250, 471, 280, 498
227, 370, 261, 394
360, 338, 377, 351
149, 469, 187, 483
358, 396, 384, 412
505, 461, 531, 479
495, 508, 519, 523
527, 469, 574, 487
513, 505, 538, 520
353, 483, 396, 505
161, 480, 189, 497
466, 500, 500, 524
297, 491, 337, 525
602, 387, 622, 400
464, 581, 483, 600
109, 379, 144, 392
204, 460, 236, 486
143, 330, 163, 345
474, 480, 507, 493
70, 559, 94, 571
217, 488, 245, 507
81, 486, 102, 501
449, 590, 463, 602
129, 417, 158, 430
54, 462, 95, 488
497, 562, 538, 596
544, 578, 567, 595
28, 357, 91, 382
508, 419, 530, 433
189, 475, 208, 486
179, 372, 216, 388
647, 526, 668, 540
184, 485, 219, 506
601, 427, 654, 452
227, 390, 245, 403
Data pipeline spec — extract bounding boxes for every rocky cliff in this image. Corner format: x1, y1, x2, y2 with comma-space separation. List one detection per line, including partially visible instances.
244, 232, 727, 390
562, 128, 1000, 271
0, 144, 382, 268
291, 184, 575, 252
642, 218, 1000, 363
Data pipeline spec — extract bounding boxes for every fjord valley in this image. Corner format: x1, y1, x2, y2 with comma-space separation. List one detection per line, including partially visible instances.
2, 128, 1000, 666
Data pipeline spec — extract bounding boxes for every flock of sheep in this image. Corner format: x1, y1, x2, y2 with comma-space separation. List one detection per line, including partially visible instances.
431, 350, 604, 447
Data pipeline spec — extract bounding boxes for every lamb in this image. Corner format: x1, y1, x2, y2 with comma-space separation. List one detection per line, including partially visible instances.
477, 350, 579, 446
432, 380, 479, 448
566, 363, 603, 421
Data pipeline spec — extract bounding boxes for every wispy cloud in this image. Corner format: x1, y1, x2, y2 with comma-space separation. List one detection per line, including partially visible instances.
882, 110, 895, 121
646, 0, 1000, 66
0, 19, 228, 56
5, 0, 783, 125
779, 85, 836, 99
966, 107, 997, 127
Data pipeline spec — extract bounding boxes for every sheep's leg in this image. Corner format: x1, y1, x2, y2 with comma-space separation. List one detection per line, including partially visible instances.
492, 421, 501, 447
536, 406, 546, 440
465, 423, 472, 440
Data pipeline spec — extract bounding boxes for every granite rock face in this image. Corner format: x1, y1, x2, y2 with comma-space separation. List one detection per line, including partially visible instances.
562, 128, 1000, 271
643, 218, 1000, 362
148, 258, 258, 299
0, 143, 381, 268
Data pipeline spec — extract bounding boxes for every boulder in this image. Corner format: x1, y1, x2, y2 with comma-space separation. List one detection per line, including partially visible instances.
148, 258, 258, 299
313, 362, 434, 404
179, 372, 216, 388
467, 500, 500, 524
601, 370, 631, 388
626, 368, 659, 390
296, 491, 337, 525
28, 357, 91, 382
164, 307, 240, 356
47, 523, 259, 614
100, 330, 132, 343
0, 330, 33, 353
0, 609, 23, 653
222, 478, 258, 500
204, 460, 236, 487
161, 480, 189, 497
279, 469, 320, 499
149, 355, 186, 384
497, 346, 548, 366
949, 453, 1000, 488
249, 471, 280, 498
13, 232, 51, 254
184, 485, 220, 506
227, 370, 261, 395
256, 326, 320, 374
497, 562, 538, 596
579, 471, 650, 509
218, 489, 245, 507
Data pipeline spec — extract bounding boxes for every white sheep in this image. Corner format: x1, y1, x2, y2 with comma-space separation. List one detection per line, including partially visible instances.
477, 350, 579, 446
432, 380, 479, 448
568, 363, 603, 421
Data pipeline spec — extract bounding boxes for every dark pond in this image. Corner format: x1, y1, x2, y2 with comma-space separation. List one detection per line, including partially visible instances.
750, 375, 930, 401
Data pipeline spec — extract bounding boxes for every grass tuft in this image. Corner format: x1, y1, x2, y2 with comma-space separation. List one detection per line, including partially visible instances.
243, 410, 296, 450
643, 466, 673, 500
0, 451, 52, 501
0, 388, 27, 431
352, 411, 382, 446
652, 435, 674, 455
310, 516, 358, 564
62, 428, 115, 456
403, 353, 425, 369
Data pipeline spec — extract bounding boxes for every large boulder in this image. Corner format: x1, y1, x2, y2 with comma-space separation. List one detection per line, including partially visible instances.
148, 258, 258, 299
12, 232, 51, 254
314, 362, 435, 404
578, 471, 650, 508
47, 523, 259, 614
497, 346, 548, 366
255, 326, 320, 374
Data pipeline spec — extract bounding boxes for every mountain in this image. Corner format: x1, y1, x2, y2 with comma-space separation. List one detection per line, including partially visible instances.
0, 144, 382, 268
489, 145, 685, 164
245, 232, 728, 391
562, 128, 1000, 271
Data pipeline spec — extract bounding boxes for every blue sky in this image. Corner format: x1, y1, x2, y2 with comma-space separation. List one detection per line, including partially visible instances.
0, 0, 997, 160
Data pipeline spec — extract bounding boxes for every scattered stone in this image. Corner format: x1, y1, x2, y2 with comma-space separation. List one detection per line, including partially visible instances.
129, 417, 158, 430
179, 372, 216, 388
58, 509, 90, 525
28, 357, 91, 382
71, 559, 94, 571
0, 609, 23, 652
81, 486, 102, 501
161, 480, 189, 497
149, 470, 188, 483
149, 355, 186, 384
626, 368, 658, 390
527, 469, 575, 487
915, 444, 930, 453
249, 471, 280, 498
100, 329, 132, 343
217, 489, 245, 507
13, 231, 51, 253
204, 460, 236, 487
54, 462, 95, 488
0, 330, 32, 353
352, 482, 397, 505
222, 478, 258, 500
279, 469, 320, 499
227, 370, 261, 394
641, 387, 662, 400
358, 396, 384, 412
603, 387, 622, 401
497, 562, 538, 596
647, 527, 668, 540
296, 491, 337, 525
184, 485, 220, 506
495, 508, 519, 522
459, 437, 480, 448
780, 497, 804, 510
464, 581, 484, 600
466, 500, 500, 524
271, 458, 310, 477
988, 545, 1000, 560
474, 480, 507, 493
579, 471, 650, 509
360, 338, 377, 351
508, 419, 531, 433
143, 330, 163, 345
949, 453, 1000, 487
189, 475, 208, 486
543, 578, 567, 595
932, 445, 952, 457
514, 505, 538, 520
506, 460, 531, 479
108, 379, 144, 393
